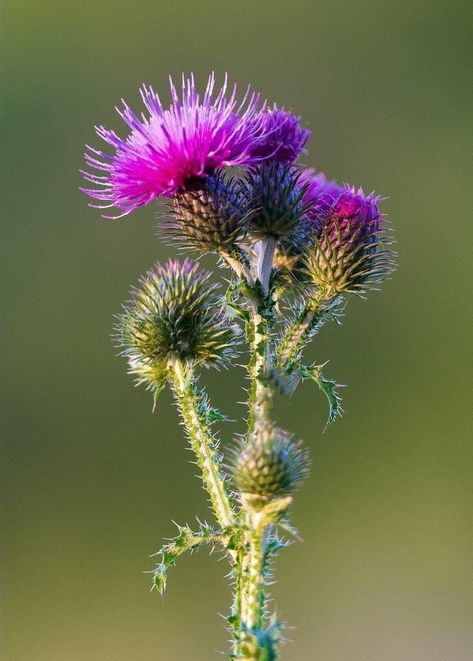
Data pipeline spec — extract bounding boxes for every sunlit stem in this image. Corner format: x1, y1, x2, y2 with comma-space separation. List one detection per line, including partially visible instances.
241, 511, 266, 631
248, 310, 273, 439
169, 358, 235, 530
277, 305, 317, 369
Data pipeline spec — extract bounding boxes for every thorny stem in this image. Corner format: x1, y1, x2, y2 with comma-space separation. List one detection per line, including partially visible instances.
276, 295, 343, 370
222, 245, 275, 658
170, 359, 235, 530
247, 308, 273, 438
223, 245, 274, 439
276, 305, 317, 369
233, 512, 271, 660
241, 250, 277, 656
242, 514, 266, 630
219, 243, 287, 658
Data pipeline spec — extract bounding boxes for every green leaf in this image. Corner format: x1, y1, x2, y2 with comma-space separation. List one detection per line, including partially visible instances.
301, 363, 344, 427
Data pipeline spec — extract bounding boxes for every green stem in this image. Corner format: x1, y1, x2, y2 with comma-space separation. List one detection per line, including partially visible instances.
276, 305, 316, 370
242, 516, 266, 630
276, 295, 342, 370
170, 359, 235, 530
247, 308, 273, 438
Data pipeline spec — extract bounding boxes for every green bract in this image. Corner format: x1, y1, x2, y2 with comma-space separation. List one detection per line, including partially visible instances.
245, 164, 308, 241
165, 172, 250, 253
304, 216, 393, 296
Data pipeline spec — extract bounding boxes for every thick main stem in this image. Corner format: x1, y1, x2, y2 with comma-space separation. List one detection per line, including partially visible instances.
223, 243, 278, 657
248, 309, 273, 438
170, 360, 235, 530
238, 299, 275, 657
241, 515, 266, 631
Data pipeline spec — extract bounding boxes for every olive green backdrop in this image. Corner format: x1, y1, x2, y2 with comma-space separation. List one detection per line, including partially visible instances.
2, 1, 472, 659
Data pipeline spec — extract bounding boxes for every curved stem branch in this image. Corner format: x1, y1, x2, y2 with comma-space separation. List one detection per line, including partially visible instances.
170, 359, 235, 530
276, 295, 343, 370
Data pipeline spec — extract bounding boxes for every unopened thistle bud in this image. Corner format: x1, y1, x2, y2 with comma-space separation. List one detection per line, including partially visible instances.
164, 172, 249, 253
117, 258, 240, 397
245, 164, 308, 241
230, 429, 309, 504
304, 184, 393, 296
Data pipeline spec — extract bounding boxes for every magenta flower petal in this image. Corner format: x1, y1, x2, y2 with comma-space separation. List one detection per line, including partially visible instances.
81, 73, 268, 218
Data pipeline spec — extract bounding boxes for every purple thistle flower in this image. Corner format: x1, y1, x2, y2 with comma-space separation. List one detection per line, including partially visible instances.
81, 73, 268, 218
249, 106, 311, 164
302, 169, 391, 294
301, 169, 382, 239
325, 184, 382, 251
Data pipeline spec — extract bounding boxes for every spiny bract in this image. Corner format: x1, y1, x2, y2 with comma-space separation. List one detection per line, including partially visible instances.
245, 163, 309, 241
165, 171, 250, 253
302, 178, 393, 295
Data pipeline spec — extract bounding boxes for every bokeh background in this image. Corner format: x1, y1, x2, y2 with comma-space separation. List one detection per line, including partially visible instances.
2, 1, 472, 659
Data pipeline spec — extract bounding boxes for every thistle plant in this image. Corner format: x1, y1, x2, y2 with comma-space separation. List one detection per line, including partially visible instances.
81, 72, 394, 660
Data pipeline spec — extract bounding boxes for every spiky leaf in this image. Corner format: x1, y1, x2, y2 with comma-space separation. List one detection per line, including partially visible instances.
151, 523, 231, 594
301, 363, 344, 426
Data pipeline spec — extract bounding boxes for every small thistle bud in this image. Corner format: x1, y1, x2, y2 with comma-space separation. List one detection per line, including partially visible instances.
304, 183, 393, 296
245, 163, 308, 241
230, 429, 309, 504
117, 258, 240, 397
164, 172, 249, 253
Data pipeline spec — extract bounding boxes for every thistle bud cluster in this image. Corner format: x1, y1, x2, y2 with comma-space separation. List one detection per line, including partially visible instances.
82, 72, 394, 661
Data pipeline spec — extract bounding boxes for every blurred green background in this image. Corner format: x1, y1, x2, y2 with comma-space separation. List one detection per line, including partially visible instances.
2, 1, 472, 659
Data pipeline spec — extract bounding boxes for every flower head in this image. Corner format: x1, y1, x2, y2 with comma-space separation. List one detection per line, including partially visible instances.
164, 171, 250, 253
245, 163, 308, 241
117, 259, 240, 398
303, 176, 393, 295
81, 73, 268, 218
229, 429, 309, 503
249, 106, 310, 164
